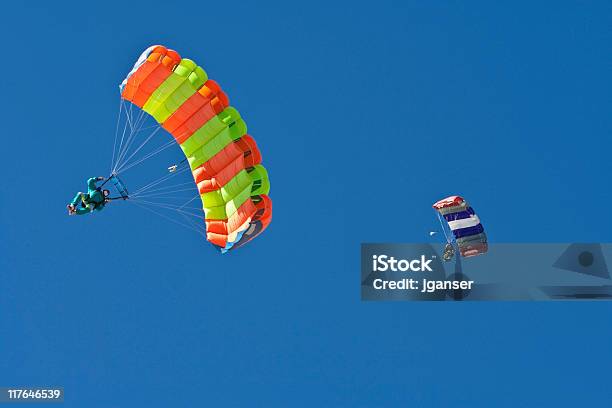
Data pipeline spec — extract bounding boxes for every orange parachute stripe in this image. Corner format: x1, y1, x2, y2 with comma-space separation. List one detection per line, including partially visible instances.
206, 199, 257, 247
162, 80, 229, 142
195, 153, 244, 194
192, 136, 263, 193
253, 194, 272, 224
206, 199, 256, 234
121, 46, 180, 107
234, 135, 262, 168
233, 195, 273, 250
207, 194, 272, 249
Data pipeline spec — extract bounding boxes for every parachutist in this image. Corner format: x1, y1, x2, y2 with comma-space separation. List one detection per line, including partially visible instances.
67, 177, 111, 216
168, 165, 178, 173
442, 243, 455, 262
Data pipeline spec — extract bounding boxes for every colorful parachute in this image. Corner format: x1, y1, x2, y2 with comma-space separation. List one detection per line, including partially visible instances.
119, 45, 271, 252
433, 196, 487, 258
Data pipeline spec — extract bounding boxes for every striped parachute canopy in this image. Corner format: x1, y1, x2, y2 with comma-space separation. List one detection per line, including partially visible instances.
120, 45, 271, 252
432, 196, 487, 258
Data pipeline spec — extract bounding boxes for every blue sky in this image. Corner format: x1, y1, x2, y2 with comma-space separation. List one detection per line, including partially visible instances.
1, 1, 611, 406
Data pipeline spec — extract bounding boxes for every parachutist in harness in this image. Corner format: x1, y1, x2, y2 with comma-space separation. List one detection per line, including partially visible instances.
442, 243, 455, 262
67, 174, 128, 215
67, 177, 110, 215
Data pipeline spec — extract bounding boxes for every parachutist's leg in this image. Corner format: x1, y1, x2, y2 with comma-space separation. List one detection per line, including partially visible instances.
70, 192, 84, 206
74, 206, 91, 215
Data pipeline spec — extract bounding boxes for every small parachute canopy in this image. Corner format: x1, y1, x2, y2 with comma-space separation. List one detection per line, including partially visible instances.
433, 195, 487, 258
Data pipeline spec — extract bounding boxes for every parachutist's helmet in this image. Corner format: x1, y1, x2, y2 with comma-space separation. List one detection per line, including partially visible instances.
103, 189, 110, 197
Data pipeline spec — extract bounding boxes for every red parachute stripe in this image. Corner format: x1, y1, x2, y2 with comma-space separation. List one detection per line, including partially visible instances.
122, 46, 180, 107
234, 134, 262, 168
432, 195, 465, 210
162, 80, 228, 142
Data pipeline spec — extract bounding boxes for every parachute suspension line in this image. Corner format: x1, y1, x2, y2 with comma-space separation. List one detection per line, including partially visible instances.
113, 109, 146, 172
126, 99, 136, 130
120, 101, 138, 148
130, 196, 207, 238
130, 187, 197, 199
179, 213, 201, 234
128, 200, 206, 237
114, 126, 162, 174
134, 124, 160, 134
129, 181, 194, 197
178, 209, 207, 237
129, 199, 205, 228
133, 202, 203, 217
125, 107, 143, 131
178, 193, 200, 210
124, 99, 133, 130
129, 185, 196, 203
112, 114, 139, 173
110, 99, 124, 174
114, 134, 175, 174
107, 98, 207, 233
113, 106, 146, 168
128, 199, 204, 219
109, 97, 178, 176
172, 193, 206, 234
130, 165, 191, 197
111, 101, 131, 173
130, 187, 196, 199
178, 194, 205, 233
110, 98, 146, 174
128, 110, 146, 135
437, 212, 452, 244
130, 192, 205, 218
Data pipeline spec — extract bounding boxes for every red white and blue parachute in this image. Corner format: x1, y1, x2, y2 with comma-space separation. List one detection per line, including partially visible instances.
433, 196, 487, 258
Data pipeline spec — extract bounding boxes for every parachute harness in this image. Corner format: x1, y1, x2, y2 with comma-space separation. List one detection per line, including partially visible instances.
97, 173, 130, 201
